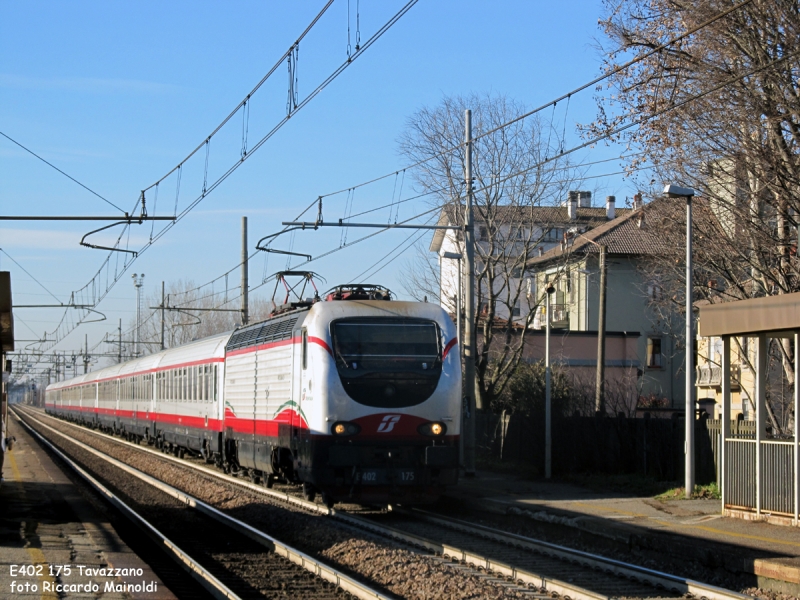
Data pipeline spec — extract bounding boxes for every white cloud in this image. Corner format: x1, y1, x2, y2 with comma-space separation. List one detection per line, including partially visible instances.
0, 227, 152, 251
0, 74, 181, 95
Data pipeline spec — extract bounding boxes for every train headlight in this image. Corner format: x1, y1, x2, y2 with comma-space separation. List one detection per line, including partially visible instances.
331, 421, 361, 436
418, 421, 447, 436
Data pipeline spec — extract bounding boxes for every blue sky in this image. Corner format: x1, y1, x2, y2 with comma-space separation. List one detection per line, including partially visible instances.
1, 0, 643, 368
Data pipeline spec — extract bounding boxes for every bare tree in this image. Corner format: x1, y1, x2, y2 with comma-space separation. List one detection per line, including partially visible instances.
587, 0, 800, 431
399, 92, 579, 409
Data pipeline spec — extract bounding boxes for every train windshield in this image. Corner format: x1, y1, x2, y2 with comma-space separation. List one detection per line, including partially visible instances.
331, 318, 442, 408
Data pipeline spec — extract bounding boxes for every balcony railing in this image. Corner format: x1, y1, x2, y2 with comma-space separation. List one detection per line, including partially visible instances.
533, 304, 570, 329
695, 364, 741, 389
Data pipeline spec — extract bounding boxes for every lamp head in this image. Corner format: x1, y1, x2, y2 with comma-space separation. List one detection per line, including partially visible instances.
663, 184, 695, 198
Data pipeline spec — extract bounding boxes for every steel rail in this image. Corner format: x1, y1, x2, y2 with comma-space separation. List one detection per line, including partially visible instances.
17, 408, 391, 600
26, 407, 750, 600
407, 508, 752, 600
11, 410, 241, 600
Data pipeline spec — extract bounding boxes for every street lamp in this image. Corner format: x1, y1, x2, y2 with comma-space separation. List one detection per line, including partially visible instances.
132, 273, 145, 358
567, 226, 608, 416
664, 184, 696, 498
545, 282, 555, 479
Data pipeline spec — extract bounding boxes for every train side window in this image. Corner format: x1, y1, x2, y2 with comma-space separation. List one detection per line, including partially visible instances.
302, 329, 308, 370
213, 365, 218, 401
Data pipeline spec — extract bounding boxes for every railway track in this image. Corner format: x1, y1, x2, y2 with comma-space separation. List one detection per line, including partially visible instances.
21, 407, 754, 600
14, 408, 388, 600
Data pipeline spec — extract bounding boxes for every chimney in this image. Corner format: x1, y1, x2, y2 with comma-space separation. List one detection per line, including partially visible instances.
578, 191, 592, 207
567, 191, 578, 220
606, 195, 616, 220
633, 193, 643, 210
537, 247, 544, 257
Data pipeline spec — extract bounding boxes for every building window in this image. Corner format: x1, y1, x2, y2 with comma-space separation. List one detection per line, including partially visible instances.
647, 282, 662, 301
512, 300, 521, 317
646, 337, 663, 368
544, 227, 564, 242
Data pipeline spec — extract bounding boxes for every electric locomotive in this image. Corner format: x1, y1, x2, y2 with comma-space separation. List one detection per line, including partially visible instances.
46, 282, 461, 507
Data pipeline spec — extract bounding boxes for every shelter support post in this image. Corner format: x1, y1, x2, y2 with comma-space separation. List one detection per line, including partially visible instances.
756, 333, 767, 516
721, 335, 731, 514
795, 333, 799, 525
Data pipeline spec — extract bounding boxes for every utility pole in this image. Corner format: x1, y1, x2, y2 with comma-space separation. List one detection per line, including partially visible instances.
160, 281, 166, 351
242, 216, 249, 326
83, 334, 89, 374
595, 245, 608, 415
118, 319, 122, 364
463, 109, 477, 477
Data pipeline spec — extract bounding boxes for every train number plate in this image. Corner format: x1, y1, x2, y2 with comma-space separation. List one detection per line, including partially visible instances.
358, 471, 379, 483
399, 470, 415, 483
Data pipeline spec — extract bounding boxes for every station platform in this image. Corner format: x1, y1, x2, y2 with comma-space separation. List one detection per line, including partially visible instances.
0, 413, 176, 599
443, 470, 800, 595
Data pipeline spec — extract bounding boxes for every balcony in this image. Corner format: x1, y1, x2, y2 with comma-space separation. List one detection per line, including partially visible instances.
695, 364, 741, 389
533, 304, 569, 329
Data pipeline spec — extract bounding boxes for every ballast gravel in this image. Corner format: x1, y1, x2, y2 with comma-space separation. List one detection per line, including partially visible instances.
29, 414, 530, 599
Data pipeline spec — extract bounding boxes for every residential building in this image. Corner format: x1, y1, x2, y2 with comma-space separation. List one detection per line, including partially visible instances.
524, 199, 686, 410
429, 191, 632, 322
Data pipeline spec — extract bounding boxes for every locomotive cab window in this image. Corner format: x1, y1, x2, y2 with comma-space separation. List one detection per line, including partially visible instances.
331, 318, 443, 408
302, 329, 308, 370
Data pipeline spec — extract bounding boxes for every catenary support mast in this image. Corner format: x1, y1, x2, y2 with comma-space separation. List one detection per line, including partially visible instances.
463, 109, 476, 477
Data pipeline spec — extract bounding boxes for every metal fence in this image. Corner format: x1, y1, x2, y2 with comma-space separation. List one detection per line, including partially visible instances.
724, 439, 756, 510
722, 436, 795, 517
763, 441, 793, 515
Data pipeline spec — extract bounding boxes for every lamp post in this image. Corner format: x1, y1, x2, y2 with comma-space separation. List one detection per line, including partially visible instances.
567, 227, 608, 416
664, 184, 696, 498
131, 273, 145, 358
545, 283, 555, 479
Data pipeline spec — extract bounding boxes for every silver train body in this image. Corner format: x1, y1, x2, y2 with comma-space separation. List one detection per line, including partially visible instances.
46, 294, 461, 505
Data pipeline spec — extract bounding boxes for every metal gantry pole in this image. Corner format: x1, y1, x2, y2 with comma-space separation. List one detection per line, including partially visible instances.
463, 109, 477, 477
685, 196, 694, 498
242, 216, 249, 326
161, 281, 166, 351
83, 334, 89, 374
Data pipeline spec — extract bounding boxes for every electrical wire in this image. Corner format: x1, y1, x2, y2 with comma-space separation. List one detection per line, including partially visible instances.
354, 216, 434, 282
22, 0, 417, 360
313, 0, 755, 203
0, 248, 63, 303
0, 130, 126, 213
16, 0, 756, 361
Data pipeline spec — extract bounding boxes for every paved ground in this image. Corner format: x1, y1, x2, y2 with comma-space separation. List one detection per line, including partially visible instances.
0, 414, 176, 599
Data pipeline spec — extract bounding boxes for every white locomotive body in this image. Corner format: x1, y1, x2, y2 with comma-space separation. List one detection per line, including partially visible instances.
46, 286, 461, 506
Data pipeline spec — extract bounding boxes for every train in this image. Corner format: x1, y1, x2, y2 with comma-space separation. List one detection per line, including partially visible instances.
45, 283, 461, 507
